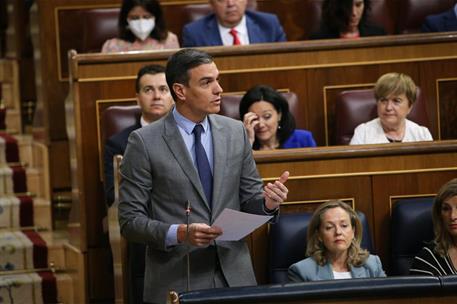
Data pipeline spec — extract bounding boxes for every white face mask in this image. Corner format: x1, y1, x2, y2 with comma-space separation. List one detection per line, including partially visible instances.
128, 18, 155, 41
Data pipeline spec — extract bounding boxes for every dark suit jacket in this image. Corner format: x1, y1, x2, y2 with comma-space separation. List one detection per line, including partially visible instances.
421, 8, 457, 33
182, 10, 286, 47
309, 24, 386, 40
119, 112, 273, 303
103, 122, 141, 207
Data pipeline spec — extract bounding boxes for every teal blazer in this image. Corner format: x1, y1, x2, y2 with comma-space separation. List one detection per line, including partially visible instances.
288, 255, 386, 282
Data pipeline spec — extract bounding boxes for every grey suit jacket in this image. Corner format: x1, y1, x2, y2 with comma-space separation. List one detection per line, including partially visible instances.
288, 255, 386, 282
118, 112, 268, 303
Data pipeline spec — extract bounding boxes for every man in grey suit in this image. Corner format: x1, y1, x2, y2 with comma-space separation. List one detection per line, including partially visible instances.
119, 48, 289, 304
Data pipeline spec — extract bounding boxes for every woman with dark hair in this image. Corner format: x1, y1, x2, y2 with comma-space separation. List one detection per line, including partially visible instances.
409, 178, 457, 276
310, 0, 385, 39
102, 0, 179, 52
288, 200, 386, 282
239, 85, 316, 150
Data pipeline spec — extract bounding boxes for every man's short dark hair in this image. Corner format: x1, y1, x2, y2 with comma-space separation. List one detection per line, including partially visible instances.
135, 64, 166, 93
166, 49, 214, 100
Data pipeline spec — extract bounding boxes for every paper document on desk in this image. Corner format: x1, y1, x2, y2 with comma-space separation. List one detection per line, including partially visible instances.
213, 208, 273, 241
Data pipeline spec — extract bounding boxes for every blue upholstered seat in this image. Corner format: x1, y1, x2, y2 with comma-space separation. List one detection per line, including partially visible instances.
390, 197, 434, 275
268, 210, 373, 284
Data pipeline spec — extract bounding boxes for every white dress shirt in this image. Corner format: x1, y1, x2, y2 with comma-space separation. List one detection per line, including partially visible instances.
218, 16, 250, 46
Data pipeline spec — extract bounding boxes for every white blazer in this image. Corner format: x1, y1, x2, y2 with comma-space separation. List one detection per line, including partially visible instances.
350, 118, 432, 145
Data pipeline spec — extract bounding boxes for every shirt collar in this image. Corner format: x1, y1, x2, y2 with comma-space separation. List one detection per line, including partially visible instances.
217, 15, 247, 37
140, 116, 149, 127
172, 107, 209, 135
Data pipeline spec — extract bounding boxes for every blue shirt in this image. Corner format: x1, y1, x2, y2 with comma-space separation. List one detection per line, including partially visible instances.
165, 108, 214, 247
172, 107, 214, 173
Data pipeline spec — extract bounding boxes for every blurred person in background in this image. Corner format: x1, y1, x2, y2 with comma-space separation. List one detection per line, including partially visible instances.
102, 0, 179, 52
421, 3, 457, 33
310, 0, 385, 40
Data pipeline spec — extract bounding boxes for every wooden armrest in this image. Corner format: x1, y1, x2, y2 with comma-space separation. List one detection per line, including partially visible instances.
108, 154, 128, 304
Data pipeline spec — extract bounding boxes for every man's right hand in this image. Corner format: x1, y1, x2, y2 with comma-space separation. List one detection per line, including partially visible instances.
177, 223, 222, 247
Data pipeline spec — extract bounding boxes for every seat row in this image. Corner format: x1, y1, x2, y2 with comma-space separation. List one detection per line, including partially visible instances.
71, 0, 457, 54
270, 197, 435, 283
101, 87, 430, 147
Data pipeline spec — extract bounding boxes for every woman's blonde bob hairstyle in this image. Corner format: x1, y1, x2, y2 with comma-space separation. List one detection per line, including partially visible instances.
432, 178, 457, 257
306, 200, 369, 267
374, 72, 417, 107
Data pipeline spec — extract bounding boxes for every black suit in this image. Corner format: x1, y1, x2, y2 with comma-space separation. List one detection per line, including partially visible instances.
309, 24, 386, 40
103, 122, 144, 304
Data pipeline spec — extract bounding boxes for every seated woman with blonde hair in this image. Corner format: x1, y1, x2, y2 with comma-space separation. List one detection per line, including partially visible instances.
409, 178, 457, 276
350, 73, 432, 145
288, 200, 386, 282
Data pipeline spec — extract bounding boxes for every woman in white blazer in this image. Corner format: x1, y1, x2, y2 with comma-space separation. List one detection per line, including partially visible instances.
288, 200, 386, 282
350, 72, 432, 145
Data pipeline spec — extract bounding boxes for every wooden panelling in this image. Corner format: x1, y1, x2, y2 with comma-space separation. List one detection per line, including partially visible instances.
0, 58, 22, 133
437, 79, 457, 139
49, 139, 71, 190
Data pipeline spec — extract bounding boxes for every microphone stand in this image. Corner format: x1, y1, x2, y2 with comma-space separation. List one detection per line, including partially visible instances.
185, 200, 191, 292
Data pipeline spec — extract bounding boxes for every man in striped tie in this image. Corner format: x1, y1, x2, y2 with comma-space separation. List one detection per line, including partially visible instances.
182, 0, 287, 47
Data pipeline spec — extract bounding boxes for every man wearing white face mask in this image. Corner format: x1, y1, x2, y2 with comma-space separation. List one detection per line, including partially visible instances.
102, 0, 179, 53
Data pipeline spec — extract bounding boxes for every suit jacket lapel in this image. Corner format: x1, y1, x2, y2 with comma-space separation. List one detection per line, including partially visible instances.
208, 115, 227, 217
206, 15, 223, 46
350, 265, 366, 278
246, 13, 262, 44
317, 263, 334, 280
162, 114, 210, 210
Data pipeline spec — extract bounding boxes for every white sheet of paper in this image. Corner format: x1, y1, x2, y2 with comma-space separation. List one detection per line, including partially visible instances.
213, 208, 273, 241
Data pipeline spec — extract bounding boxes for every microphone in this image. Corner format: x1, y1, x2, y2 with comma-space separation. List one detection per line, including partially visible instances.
185, 200, 191, 292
